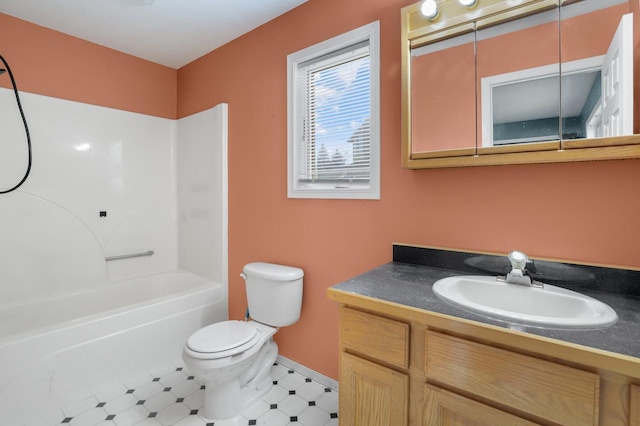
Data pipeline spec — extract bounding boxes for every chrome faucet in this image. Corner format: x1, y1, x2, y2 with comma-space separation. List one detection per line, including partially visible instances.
504, 250, 542, 287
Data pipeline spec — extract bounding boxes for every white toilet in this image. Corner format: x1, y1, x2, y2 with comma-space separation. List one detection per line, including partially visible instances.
182, 262, 304, 421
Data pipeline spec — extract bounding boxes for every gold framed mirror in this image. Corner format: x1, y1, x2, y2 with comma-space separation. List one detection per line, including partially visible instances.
401, 0, 640, 169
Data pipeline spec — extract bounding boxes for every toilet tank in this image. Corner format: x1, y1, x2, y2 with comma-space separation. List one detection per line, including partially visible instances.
242, 262, 304, 327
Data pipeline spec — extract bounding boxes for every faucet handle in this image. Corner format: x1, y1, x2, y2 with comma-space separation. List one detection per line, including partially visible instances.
508, 250, 529, 271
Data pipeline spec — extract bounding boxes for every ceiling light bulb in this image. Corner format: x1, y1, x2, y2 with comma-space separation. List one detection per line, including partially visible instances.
459, 0, 477, 7
421, 0, 438, 19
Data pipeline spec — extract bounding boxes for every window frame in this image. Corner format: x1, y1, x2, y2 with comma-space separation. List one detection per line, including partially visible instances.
287, 21, 380, 200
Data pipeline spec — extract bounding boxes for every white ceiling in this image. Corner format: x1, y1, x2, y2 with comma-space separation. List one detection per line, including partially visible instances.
0, 0, 308, 68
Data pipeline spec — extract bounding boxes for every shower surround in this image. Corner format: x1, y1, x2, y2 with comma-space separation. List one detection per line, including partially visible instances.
0, 88, 228, 425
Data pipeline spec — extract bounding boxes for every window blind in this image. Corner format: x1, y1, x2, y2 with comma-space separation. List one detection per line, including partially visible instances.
296, 43, 371, 187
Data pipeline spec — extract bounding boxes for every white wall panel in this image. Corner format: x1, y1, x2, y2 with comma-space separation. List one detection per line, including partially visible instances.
176, 104, 228, 298
0, 88, 177, 301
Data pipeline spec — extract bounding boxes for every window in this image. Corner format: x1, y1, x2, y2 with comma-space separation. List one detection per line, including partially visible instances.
287, 22, 380, 199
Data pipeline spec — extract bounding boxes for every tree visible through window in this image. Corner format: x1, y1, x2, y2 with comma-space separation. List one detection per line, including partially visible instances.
309, 54, 370, 182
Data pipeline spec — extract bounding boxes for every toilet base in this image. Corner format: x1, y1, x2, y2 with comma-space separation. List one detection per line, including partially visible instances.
200, 339, 278, 421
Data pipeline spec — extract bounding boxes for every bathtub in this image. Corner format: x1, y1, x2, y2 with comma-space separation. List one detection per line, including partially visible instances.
0, 270, 226, 426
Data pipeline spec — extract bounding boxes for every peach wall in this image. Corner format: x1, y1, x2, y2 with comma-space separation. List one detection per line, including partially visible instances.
561, 3, 629, 63
178, 0, 640, 380
634, 0, 640, 134
0, 13, 176, 118
477, 20, 559, 78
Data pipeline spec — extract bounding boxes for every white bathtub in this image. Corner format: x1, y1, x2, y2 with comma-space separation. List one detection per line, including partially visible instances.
0, 270, 226, 426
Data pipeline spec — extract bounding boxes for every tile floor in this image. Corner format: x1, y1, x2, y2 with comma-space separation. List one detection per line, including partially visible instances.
29, 360, 338, 426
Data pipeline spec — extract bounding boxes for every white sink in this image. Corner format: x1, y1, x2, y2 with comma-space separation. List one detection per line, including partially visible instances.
432, 275, 618, 329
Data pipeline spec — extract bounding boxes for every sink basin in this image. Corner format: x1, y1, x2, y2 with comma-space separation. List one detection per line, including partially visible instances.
432, 275, 618, 329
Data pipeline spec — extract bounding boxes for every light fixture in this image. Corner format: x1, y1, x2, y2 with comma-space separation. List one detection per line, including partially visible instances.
421, 0, 438, 19
458, 0, 478, 7
74, 143, 92, 152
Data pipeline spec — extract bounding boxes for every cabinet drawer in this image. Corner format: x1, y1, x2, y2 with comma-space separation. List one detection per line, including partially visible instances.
632, 385, 640, 426
425, 331, 599, 426
341, 307, 409, 369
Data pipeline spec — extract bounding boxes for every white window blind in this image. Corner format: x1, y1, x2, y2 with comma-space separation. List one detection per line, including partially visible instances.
288, 22, 380, 199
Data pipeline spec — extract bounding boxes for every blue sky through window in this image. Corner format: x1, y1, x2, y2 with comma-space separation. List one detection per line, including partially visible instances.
311, 55, 370, 165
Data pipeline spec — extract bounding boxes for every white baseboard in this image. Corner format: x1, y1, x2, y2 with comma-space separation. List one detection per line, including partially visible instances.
276, 355, 339, 391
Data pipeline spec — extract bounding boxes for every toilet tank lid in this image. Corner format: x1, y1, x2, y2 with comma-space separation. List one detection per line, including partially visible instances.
243, 262, 304, 281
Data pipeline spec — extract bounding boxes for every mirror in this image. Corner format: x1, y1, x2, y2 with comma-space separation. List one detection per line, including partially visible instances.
401, 0, 640, 168
411, 32, 476, 156
476, 8, 560, 150
560, 0, 634, 145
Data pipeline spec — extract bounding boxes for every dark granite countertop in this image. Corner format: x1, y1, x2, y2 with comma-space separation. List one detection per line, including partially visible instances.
332, 253, 640, 360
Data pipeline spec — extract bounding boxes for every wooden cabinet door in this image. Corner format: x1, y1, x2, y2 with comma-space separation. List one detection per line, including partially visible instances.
423, 384, 541, 426
631, 385, 640, 426
340, 352, 408, 426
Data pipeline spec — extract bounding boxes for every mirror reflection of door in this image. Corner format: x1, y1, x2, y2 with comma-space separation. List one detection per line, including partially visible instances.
561, 0, 633, 140
601, 13, 633, 136
479, 0, 633, 147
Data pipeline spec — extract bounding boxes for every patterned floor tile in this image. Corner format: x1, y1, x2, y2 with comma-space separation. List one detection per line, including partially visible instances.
43, 361, 337, 426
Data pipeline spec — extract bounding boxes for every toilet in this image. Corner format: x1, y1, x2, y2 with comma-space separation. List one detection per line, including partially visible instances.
182, 262, 304, 421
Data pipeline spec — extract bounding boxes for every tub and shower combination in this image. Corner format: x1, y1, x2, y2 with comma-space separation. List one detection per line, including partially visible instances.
0, 62, 230, 423
0, 270, 225, 425
1, 74, 229, 424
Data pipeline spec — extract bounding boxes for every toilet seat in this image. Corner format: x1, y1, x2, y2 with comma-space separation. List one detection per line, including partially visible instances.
186, 320, 261, 360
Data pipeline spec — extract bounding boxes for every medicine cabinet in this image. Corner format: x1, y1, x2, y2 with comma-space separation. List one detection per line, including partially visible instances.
401, 0, 640, 168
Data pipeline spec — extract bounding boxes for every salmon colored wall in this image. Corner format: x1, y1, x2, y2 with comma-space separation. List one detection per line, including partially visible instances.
561, 3, 629, 63
0, 13, 176, 118
477, 20, 559, 78
178, 0, 640, 380
634, 0, 640, 134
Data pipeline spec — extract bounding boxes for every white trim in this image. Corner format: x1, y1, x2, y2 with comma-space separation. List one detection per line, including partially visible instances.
481, 63, 558, 147
287, 21, 380, 200
561, 55, 604, 75
586, 99, 603, 138
494, 134, 560, 145
276, 355, 339, 391
220, 104, 229, 315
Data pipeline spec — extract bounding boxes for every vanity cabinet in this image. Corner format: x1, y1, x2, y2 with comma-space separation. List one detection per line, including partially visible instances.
338, 307, 409, 426
329, 290, 640, 426
423, 384, 539, 426
340, 306, 409, 370
425, 331, 599, 425
632, 385, 640, 426
340, 352, 408, 426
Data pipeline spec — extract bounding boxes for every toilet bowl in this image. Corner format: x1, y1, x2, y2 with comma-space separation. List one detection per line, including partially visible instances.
182, 262, 303, 421
183, 320, 278, 420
